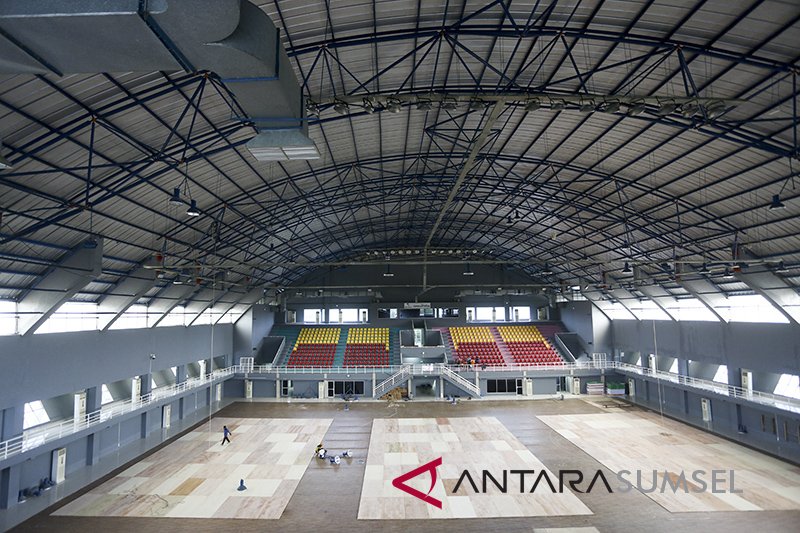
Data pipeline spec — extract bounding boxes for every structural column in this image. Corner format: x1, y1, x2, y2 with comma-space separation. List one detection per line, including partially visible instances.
139, 373, 152, 438
0, 405, 23, 509
85, 386, 102, 465
175, 365, 187, 419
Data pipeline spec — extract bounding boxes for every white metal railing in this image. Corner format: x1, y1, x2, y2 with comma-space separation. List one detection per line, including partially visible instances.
0, 368, 234, 462
613, 362, 800, 414
373, 366, 412, 397
440, 365, 481, 396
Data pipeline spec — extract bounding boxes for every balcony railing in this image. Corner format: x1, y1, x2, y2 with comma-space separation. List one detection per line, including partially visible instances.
0, 368, 233, 462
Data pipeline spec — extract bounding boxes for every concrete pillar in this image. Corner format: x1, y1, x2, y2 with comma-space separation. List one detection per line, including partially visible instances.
175, 364, 187, 385
677, 358, 689, 383
1, 405, 24, 442
85, 386, 102, 465
139, 373, 152, 438
0, 464, 21, 509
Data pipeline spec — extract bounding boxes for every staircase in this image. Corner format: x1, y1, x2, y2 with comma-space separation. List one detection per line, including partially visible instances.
389, 327, 401, 365
439, 328, 455, 363
270, 327, 300, 365
373, 366, 411, 398
333, 328, 348, 366
372, 364, 481, 399
440, 365, 481, 397
490, 327, 515, 365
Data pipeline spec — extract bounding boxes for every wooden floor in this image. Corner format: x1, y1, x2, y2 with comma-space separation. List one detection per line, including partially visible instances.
538, 411, 800, 513
358, 416, 591, 519
53, 418, 331, 519
11, 399, 800, 533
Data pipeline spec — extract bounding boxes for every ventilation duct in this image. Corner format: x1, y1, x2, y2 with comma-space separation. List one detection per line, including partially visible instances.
0, 0, 317, 160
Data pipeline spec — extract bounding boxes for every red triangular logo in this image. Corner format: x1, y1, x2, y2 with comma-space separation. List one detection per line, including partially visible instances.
391, 457, 443, 508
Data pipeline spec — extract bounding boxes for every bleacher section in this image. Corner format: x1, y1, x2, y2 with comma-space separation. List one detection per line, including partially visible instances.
448, 326, 505, 366
343, 327, 390, 366
286, 327, 341, 367
497, 325, 564, 365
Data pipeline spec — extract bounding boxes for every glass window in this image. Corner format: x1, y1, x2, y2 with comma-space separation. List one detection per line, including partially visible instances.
662, 298, 719, 322
511, 306, 531, 321
109, 304, 151, 330
23, 400, 50, 429
0, 299, 17, 335
303, 309, 323, 323
604, 302, 636, 320
774, 374, 800, 399
714, 294, 789, 324
35, 302, 100, 334
101, 384, 114, 405
712, 365, 728, 384
474, 307, 505, 322
627, 299, 671, 321
157, 306, 189, 327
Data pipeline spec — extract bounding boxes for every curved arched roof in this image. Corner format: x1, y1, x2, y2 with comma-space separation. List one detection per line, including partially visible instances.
0, 0, 798, 317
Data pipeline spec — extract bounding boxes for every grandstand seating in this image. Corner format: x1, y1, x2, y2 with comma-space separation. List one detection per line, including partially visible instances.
343, 327, 390, 366
286, 327, 340, 367
497, 325, 563, 365
447, 326, 505, 366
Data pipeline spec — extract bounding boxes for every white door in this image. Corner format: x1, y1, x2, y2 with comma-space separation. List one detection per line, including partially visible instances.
741, 370, 753, 396
245, 379, 253, 399
318, 381, 327, 399
628, 378, 636, 397
215, 383, 223, 402
74, 391, 87, 426
701, 398, 712, 422
131, 376, 141, 403
51, 448, 66, 484
572, 377, 581, 395
162, 404, 171, 428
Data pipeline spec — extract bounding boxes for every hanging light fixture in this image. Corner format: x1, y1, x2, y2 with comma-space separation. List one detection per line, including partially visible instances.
769, 194, 786, 210
698, 262, 711, 275
186, 199, 201, 217
441, 98, 458, 110
524, 98, 541, 112
723, 266, 735, 279
598, 100, 620, 113
416, 97, 433, 111
622, 262, 632, 274
333, 100, 349, 114
305, 100, 320, 117
680, 101, 700, 117
541, 263, 554, 275
169, 187, 182, 206
385, 97, 402, 113
626, 99, 646, 116
383, 264, 394, 277
463, 263, 474, 276
656, 99, 677, 116
775, 261, 790, 274
704, 100, 727, 120
362, 97, 375, 114
469, 98, 487, 111
578, 98, 595, 113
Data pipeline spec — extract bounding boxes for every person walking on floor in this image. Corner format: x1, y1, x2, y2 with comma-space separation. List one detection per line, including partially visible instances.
222, 425, 232, 445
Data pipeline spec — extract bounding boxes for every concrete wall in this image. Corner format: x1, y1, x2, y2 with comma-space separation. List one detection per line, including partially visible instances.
623, 373, 800, 464
612, 319, 800, 375
0, 324, 233, 410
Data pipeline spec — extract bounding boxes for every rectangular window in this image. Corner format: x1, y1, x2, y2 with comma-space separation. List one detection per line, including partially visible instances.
303, 309, 323, 323
0, 299, 17, 335
35, 302, 100, 334
23, 400, 50, 429
714, 294, 789, 324
511, 306, 530, 321
329, 381, 364, 397
486, 379, 521, 395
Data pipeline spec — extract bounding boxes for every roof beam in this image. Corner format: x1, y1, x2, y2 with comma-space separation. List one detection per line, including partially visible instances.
734, 251, 800, 325
424, 103, 505, 250
17, 239, 103, 336
98, 267, 157, 330
637, 284, 678, 322
677, 277, 726, 322
148, 284, 196, 327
